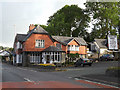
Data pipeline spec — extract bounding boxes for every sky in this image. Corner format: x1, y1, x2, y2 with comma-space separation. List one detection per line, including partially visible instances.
1, 0, 118, 48
0, 0, 88, 48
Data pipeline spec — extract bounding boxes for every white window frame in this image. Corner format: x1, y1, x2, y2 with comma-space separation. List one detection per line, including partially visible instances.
75, 45, 79, 51
35, 40, 45, 48
30, 53, 41, 63
68, 45, 79, 51
16, 42, 22, 49
17, 42, 20, 49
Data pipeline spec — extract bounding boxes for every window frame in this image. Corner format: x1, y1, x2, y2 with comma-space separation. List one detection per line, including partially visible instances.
68, 45, 79, 51
35, 39, 45, 48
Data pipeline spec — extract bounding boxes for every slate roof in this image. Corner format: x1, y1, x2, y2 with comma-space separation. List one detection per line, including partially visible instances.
15, 25, 87, 46
23, 25, 49, 42
16, 34, 27, 42
33, 25, 48, 34
43, 46, 64, 52
74, 37, 87, 46
94, 39, 107, 48
52, 36, 87, 46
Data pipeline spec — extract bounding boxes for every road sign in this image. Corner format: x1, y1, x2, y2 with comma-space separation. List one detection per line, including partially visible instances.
108, 35, 118, 50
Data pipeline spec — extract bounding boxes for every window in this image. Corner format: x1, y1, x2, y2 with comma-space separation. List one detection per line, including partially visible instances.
35, 40, 45, 48
75, 45, 79, 51
30, 53, 41, 63
68, 45, 79, 51
56, 44, 62, 49
55, 55, 57, 60
16, 42, 22, 49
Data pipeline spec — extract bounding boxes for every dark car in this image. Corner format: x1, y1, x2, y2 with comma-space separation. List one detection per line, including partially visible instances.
100, 54, 114, 61
75, 58, 92, 67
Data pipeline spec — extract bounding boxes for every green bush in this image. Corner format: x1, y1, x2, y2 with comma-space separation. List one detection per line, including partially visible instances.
67, 53, 79, 59
65, 61, 74, 65
107, 67, 120, 70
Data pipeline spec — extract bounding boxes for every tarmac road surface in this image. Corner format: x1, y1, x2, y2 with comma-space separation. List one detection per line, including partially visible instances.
0, 61, 119, 89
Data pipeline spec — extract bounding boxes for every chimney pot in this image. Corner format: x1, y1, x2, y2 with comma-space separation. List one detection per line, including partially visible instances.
29, 24, 35, 31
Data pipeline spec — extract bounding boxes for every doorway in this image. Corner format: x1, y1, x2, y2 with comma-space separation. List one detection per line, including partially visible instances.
46, 55, 50, 63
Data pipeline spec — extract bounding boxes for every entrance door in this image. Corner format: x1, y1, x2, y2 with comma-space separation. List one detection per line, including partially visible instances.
46, 55, 50, 63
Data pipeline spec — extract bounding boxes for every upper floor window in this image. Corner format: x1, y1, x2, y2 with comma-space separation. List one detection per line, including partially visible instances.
16, 42, 22, 49
35, 40, 45, 48
75, 45, 79, 51
68, 45, 79, 51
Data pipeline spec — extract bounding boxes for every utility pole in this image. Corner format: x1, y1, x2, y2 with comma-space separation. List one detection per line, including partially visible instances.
118, 21, 120, 61
13, 24, 16, 65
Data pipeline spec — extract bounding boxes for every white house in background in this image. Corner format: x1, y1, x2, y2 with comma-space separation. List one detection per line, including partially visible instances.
93, 39, 108, 56
0, 50, 10, 56
89, 38, 119, 59
0, 50, 10, 62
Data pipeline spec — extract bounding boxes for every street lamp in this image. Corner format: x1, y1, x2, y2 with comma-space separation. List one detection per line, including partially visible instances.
118, 21, 120, 60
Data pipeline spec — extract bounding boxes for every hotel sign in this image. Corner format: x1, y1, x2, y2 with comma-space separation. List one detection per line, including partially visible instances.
108, 35, 118, 50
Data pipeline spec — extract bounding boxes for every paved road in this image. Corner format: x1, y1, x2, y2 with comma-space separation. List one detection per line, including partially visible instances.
1, 61, 119, 89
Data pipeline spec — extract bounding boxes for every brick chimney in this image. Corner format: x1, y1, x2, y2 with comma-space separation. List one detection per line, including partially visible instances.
29, 24, 35, 31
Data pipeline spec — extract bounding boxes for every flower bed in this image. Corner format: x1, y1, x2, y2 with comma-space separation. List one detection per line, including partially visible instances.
29, 63, 67, 72
30, 64, 56, 69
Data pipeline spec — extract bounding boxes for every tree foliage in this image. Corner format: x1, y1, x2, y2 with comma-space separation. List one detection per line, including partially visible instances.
39, 3, 119, 42
47, 5, 90, 38
84, 2, 120, 40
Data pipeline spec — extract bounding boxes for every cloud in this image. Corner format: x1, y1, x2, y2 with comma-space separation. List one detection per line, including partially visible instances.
1, 0, 87, 47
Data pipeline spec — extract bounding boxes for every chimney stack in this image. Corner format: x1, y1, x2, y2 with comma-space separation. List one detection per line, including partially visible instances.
29, 24, 35, 31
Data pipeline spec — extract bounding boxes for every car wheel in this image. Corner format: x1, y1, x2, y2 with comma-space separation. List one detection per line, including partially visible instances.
89, 64, 92, 66
81, 64, 84, 67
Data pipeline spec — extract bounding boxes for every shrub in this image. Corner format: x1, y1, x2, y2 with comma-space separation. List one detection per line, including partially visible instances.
64, 61, 75, 65
68, 53, 79, 58
107, 67, 120, 70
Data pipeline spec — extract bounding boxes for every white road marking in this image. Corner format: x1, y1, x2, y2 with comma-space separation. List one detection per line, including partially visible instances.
24, 78, 33, 82
75, 78, 120, 88
79, 76, 119, 86
30, 70, 37, 72
74, 78, 80, 80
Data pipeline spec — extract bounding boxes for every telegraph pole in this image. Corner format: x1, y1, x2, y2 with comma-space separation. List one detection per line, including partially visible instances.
118, 21, 120, 61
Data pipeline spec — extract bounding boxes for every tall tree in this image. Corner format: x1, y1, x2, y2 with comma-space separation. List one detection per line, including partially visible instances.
47, 5, 90, 38
84, 2, 119, 39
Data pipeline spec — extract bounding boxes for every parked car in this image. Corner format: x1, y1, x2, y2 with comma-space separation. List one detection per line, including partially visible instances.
75, 58, 92, 67
100, 54, 114, 61
87, 51, 94, 57
89, 58, 94, 63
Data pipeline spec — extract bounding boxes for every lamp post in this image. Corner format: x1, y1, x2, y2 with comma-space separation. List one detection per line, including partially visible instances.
118, 21, 120, 60
67, 51, 70, 65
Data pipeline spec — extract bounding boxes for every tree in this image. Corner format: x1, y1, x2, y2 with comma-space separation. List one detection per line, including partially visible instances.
47, 5, 90, 38
84, 2, 119, 39
0, 46, 3, 50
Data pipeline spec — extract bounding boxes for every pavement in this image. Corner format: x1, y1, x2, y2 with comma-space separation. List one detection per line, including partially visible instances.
75, 74, 119, 87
